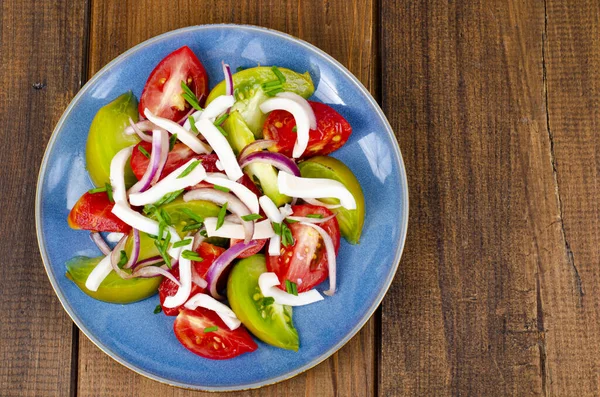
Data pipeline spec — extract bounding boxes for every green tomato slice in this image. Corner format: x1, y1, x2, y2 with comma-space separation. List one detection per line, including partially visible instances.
298, 156, 366, 244
66, 256, 161, 304
206, 66, 314, 137
227, 254, 299, 351
86, 92, 140, 187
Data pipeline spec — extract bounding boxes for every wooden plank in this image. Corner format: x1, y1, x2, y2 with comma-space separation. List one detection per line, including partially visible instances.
379, 0, 569, 395
78, 1, 378, 395
542, 1, 600, 395
0, 0, 88, 396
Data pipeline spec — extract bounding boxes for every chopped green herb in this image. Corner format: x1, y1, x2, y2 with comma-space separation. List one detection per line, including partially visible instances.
262, 297, 275, 306
173, 239, 192, 248
214, 113, 229, 126
154, 305, 162, 314
154, 238, 172, 269
145, 232, 158, 239
169, 133, 178, 150
236, 66, 244, 72
216, 124, 228, 137
292, 126, 298, 132
178, 160, 201, 179
153, 189, 184, 207
143, 204, 157, 215
105, 183, 114, 203
213, 185, 230, 193
262, 80, 282, 89
188, 116, 199, 134
181, 208, 204, 223
272, 222, 282, 235
200, 229, 208, 237
273, 222, 294, 247
286, 218, 299, 224
285, 280, 298, 296
180, 81, 202, 110
241, 213, 263, 222
138, 146, 151, 159
160, 208, 172, 225
216, 202, 228, 230
182, 222, 203, 232
182, 250, 203, 261
306, 214, 323, 219
88, 186, 107, 194
265, 87, 284, 97
162, 230, 172, 254
117, 250, 128, 267
271, 66, 286, 83
203, 326, 218, 333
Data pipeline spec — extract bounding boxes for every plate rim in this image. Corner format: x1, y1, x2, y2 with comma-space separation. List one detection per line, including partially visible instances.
35, 23, 409, 392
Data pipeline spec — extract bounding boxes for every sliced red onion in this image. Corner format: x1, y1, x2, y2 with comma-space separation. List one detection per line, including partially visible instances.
278, 172, 356, 210
237, 139, 276, 160
109, 146, 134, 205
301, 222, 337, 296
90, 232, 111, 255
144, 108, 212, 154
258, 195, 283, 256
84, 255, 113, 291
205, 239, 261, 299
184, 188, 253, 242
279, 203, 294, 218
182, 110, 203, 132
163, 239, 194, 308
191, 266, 208, 289
129, 130, 169, 195
196, 119, 243, 180
134, 264, 180, 286
239, 151, 300, 177
132, 256, 164, 269
259, 272, 324, 306
286, 214, 336, 224
184, 293, 241, 330
260, 95, 315, 158
204, 173, 259, 214
124, 119, 163, 135
200, 95, 235, 121
204, 218, 274, 240
276, 92, 317, 130
124, 229, 140, 269
222, 62, 234, 97
152, 132, 170, 184
109, 235, 133, 280
128, 117, 152, 142
105, 232, 124, 243
303, 197, 342, 209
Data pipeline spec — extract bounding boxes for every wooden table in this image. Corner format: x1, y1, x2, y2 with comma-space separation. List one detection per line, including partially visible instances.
2, 0, 599, 395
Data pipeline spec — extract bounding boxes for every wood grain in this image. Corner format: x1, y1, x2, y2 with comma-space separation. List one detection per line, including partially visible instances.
79, 1, 378, 395
379, 0, 571, 395
0, 0, 88, 396
542, 1, 600, 395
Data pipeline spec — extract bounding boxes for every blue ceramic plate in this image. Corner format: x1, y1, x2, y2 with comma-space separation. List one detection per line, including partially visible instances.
36, 25, 408, 391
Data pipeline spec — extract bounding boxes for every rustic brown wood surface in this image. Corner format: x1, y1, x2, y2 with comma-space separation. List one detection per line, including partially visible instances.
1, 0, 599, 395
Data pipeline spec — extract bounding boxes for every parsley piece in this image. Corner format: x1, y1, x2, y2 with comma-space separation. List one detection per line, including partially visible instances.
169, 133, 178, 151
188, 116, 199, 134
216, 202, 228, 230
173, 239, 192, 248
306, 214, 323, 219
292, 126, 298, 132
153, 189, 184, 207
213, 185, 230, 193
285, 280, 298, 296
214, 113, 229, 126
236, 66, 244, 72
181, 208, 204, 223
286, 218, 299, 224
117, 250, 128, 267
88, 186, 107, 194
178, 160, 201, 179
216, 124, 228, 137
203, 326, 218, 333
241, 213, 262, 221
273, 222, 294, 246
180, 81, 202, 110
105, 183, 114, 203
154, 238, 172, 269
182, 222, 203, 232
154, 305, 162, 314
271, 66, 286, 83
138, 146, 151, 159
262, 297, 275, 306
182, 250, 203, 261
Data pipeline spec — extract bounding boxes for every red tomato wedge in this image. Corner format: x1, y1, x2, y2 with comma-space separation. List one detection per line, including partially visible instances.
229, 238, 267, 258
262, 101, 352, 159
139, 46, 209, 122
130, 141, 219, 182
68, 192, 132, 233
267, 204, 340, 292
174, 307, 257, 360
159, 242, 225, 316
